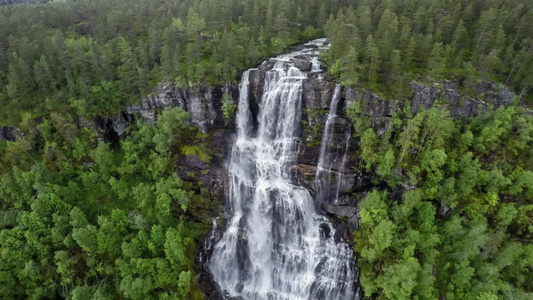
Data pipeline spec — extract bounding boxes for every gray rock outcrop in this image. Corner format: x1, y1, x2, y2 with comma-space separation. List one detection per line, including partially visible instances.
342, 80, 515, 137
409, 81, 515, 118
127, 80, 238, 133
323, 203, 360, 239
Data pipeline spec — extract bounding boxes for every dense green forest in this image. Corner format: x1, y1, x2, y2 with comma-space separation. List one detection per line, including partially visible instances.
348, 105, 533, 299
329, 1, 533, 299
0, 0, 347, 125
324, 0, 533, 101
0, 0, 343, 299
0, 108, 215, 299
1, 0, 532, 299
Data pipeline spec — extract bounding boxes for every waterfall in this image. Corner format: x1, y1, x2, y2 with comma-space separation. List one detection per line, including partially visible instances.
335, 126, 352, 202
316, 84, 342, 172
209, 39, 357, 300
314, 84, 341, 204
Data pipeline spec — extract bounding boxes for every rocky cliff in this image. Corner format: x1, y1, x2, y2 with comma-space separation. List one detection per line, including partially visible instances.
237, 42, 516, 245
83, 82, 239, 204
126, 81, 238, 133
89, 73, 514, 153
245, 46, 516, 189
94, 81, 238, 139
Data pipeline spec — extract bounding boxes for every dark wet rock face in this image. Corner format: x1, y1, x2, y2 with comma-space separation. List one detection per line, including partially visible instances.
342, 81, 515, 137
176, 130, 231, 202
0, 126, 22, 141
291, 57, 312, 72
324, 203, 360, 240
89, 81, 238, 144
303, 73, 337, 110
343, 87, 400, 137
323, 204, 357, 218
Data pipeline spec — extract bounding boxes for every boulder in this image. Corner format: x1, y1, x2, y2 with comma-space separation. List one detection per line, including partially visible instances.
333, 223, 346, 243
323, 204, 357, 218
291, 57, 312, 72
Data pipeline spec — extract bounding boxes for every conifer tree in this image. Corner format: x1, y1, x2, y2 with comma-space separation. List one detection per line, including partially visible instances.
428, 42, 446, 78
365, 35, 380, 84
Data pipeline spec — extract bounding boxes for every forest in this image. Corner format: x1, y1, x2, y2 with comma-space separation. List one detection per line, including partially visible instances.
0, 0, 532, 299
0, 0, 345, 299
348, 105, 532, 299
324, 0, 532, 101
0, 0, 347, 124
331, 1, 533, 298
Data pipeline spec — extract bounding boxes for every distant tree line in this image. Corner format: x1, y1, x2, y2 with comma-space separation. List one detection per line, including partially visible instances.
0, 0, 347, 125
325, 0, 532, 101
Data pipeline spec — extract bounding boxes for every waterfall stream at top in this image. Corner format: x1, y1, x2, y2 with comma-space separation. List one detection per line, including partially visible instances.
208, 39, 358, 300
315, 83, 342, 205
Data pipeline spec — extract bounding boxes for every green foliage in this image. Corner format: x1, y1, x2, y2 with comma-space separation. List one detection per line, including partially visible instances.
377, 147, 395, 179
0, 0, 343, 125
329, 60, 342, 79
428, 43, 446, 78
368, 219, 395, 255
221, 93, 236, 124
157, 108, 190, 137
324, 0, 533, 100
346, 100, 371, 136
339, 47, 360, 87
360, 128, 378, 171
353, 105, 533, 300
0, 108, 214, 299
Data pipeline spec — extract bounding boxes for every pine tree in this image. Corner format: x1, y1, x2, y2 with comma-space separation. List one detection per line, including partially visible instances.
7, 53, 34, 105
450, 20, 468, 68
340, 46, 359, 87
33, 55, 55, 97
160, 27, 177, 77
390, 49, 408, 99
365, 35, 380, 84
117, 37, 140, 95
356, 1, 372, 40
427, 42, 446, 78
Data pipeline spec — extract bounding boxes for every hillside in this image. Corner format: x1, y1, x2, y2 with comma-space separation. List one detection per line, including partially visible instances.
0, 1, 531, 300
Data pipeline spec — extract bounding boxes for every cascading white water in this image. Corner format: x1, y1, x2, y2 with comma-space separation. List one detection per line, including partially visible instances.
209, 39, 357, 300
315, 84, 342, 204
316, 84, 342, 172
335, 126, 352, 202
